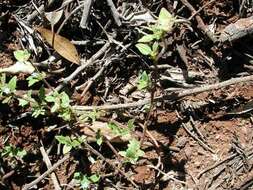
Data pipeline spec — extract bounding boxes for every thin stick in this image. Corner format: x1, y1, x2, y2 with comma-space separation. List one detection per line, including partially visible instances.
22, 154, 70, 190
40, 146, 61, 190
73, 75, 253, 111
180, 0, 218, 42
54, 42, 110, 92
83, 142, 138, 188
79, 0, 94, 29
106, 0, 122, 26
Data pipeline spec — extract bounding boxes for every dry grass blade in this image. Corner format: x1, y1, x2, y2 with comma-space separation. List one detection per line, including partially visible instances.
37, 27, 80, 64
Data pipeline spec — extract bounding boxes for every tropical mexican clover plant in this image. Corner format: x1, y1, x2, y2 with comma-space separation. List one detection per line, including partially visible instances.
135, 8, 177, 60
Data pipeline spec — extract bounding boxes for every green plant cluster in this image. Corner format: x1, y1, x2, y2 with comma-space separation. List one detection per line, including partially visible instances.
0, 50, 74, 121
135, 8, 176, 60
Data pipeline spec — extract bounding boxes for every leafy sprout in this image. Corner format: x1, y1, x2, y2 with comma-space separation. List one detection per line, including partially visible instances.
135, 8, 176, 60
74, 172, 100, 190
119, 139, 145, 164
55, 135, 85, 154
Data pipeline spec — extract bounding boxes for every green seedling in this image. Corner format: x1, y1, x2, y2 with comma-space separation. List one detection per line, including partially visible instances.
135, 8, 177, 60
119, 139, 145, 164
45, 91, 73, 121
1, 145, 27, 159
107, 119, 135, 137
0, 75, 17, 104
55, 135, 85, 154
137, 71, 151, 90
26, 72, 46, 87
78, 109, 100, 123
74, 172, 100, 190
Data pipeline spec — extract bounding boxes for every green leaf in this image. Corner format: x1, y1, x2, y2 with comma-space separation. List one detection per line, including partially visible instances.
107, 122, 129, 136
27, 72, 45, 87
60, 92, 70, 108
31, 105, 46, 117
88, 109, 99, 123
55, 135, 72, 146
89, 174, 100, 183
135, 43, 152, 55
127, 119, 135, 131
63, 144, 72, 154
38, 86, 45, 101
16, 149, 27, 158
80, 176, 90, 189
51, 103, 60, 113
18, 98, 29, 107
59, 109, 72, 121
2, 96, 12, 104
13, 49, 31, 62
137, 71, 151, 90
152, 42, 159, 53
45, 95, 55, 103
158, 8, 175, 32
138, 34, 155, 43
8, 76, 17, 91
119, 139, 144, 164
96, 129, 103, 146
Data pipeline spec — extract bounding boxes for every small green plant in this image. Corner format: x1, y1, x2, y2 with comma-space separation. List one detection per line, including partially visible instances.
137, 71, 151, 90
107, 119, 135, 137
119, 139, 144, 164
14, 49, 31, 62
135, 8, 176, 60
95, 129, 103, 146
74, 172, 100, 190
1, 145, 27, 159
78, 109, 100, 123
26, 72, 46, 87
0, 75, 17, 104
55, 135, 85, 154
45, 91, 73, 121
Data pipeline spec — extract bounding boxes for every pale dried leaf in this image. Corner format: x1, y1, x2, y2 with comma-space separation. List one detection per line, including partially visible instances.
45, 10, 63, 26
0, 61, 35, 74
37, 27, 80, 64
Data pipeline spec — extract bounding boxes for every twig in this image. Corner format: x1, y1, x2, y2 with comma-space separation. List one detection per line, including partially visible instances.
188, 0, 216, 20
40, 146, 61, 190
54, 42, 111, 92
83, 141, 138, 188
197, 153, 237, 179
73, 75, 253, 111
182, 122, 215, 154
57, 3, 85, 34
180, 0, 218, 42
22, 154, 70, 190
78, 59, 111, 96
106, 0, 122, 26
79, 0, 94, 29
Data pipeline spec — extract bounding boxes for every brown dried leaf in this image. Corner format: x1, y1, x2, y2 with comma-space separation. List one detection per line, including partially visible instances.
37, 27, 80, 64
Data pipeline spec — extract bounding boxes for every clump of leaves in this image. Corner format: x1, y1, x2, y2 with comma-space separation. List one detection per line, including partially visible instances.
55, 135, 85, 154
107, 119, 135, 137
74, 172, 100, 190
78, 109, 100, 123
136, 8, 176, 60
45, 91, 73, 121
119, 139, 145, 164
26, 72, 46, 87
1, 145, 27, 159
137, 71, 151, 90
0, 75, 17, 104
